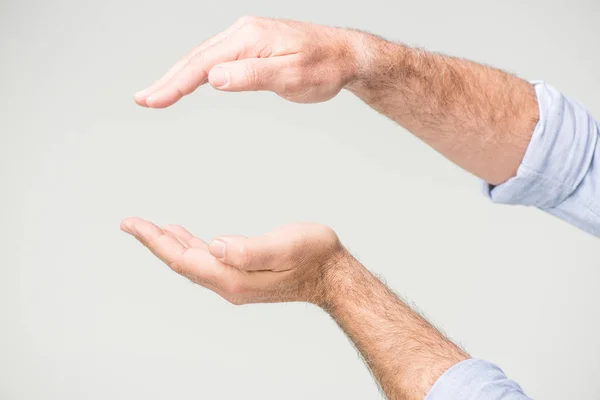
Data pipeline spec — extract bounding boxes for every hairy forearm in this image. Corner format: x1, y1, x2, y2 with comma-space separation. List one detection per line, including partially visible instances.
319, 249, 469, 400
345, 32, 539, 185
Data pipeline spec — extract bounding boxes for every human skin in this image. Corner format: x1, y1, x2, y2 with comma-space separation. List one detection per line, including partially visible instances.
126, 16, 542, 399
134, 16, 539, 185
121, 218, 469, 400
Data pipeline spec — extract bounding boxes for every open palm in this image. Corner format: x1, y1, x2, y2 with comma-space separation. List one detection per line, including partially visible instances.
121, 217, 342, 305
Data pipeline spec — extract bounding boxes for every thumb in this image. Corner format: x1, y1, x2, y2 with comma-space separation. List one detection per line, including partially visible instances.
209, 234, 280, 271
208, 58, 290, 92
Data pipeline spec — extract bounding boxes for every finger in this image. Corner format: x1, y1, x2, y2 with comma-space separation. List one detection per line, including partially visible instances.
163, 224, 208, 250
122, 217, 221, 283
145, 35, 243, 108
134, 58, 194, 107
145, 26, 266, 108
208, 57, 292, 92
121, 217, 190, 267
167, 230, 190, 248
162, 224, 193, 240
134, 19, 247, 106
185, 261, 291, 306
208, 234, 291, 271
121, 217, 278, 302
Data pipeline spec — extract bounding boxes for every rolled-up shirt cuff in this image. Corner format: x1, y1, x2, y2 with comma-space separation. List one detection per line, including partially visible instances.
483, 81, 597, 209
425, 359, 530, 400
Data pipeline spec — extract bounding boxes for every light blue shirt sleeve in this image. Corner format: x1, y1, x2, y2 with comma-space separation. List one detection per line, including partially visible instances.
425, 359, 531, 400
483, 81, 600, 236
426, 82, 599, 400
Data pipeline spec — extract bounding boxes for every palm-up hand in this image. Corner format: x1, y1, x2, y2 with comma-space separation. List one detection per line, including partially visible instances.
127, 18, 358, 304
121, 217, 343, 305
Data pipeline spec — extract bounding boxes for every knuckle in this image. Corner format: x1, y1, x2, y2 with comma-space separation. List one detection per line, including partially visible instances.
237, 15, 267, 28
244, 63, 262, 88
186, 56, 209, 76
149, 231, 167, 247
240, 20, 264, 39
237, 15, 257, 26
175, 82, 193, 98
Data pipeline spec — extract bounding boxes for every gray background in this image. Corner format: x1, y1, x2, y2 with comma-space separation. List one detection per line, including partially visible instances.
1, 0, 599, 399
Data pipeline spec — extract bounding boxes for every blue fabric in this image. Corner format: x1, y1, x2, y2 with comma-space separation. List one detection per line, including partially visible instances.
483, 81, 600, 236
427, 82, 599, 400
425, 359, 530, 400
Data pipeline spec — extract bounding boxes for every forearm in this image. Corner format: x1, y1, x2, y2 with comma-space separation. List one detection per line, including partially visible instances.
134, 18, 538, 186
346, 33, 539, 185
319, 249, 469, 400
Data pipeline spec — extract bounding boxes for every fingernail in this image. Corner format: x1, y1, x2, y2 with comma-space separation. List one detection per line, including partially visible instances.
210, 67, 229, 88
209, 240, 226, 258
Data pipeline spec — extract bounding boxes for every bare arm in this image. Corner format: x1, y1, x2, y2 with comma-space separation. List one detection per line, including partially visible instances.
120, 218, 469, 399
323, 250, 468, 399
135, 17, 539, 185
346, 36, 539, 185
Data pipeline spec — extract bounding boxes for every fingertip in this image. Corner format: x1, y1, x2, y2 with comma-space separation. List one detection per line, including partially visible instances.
145, 95, 157, 107
120, 218, 134, 234
133, 93, 150, 107
121, 216, 146, 234
145, 93, 175, 109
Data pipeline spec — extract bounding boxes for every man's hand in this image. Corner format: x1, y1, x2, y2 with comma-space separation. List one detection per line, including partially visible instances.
135, 16, 539, 185
134, 17, 362, 108
120, 217, 343, 305
122, 216, 469, 399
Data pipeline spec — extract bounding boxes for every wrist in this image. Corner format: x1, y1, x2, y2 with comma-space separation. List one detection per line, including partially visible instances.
315, 248, 367, 310
341, 30, 373, 90
344, 32, 409, 93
